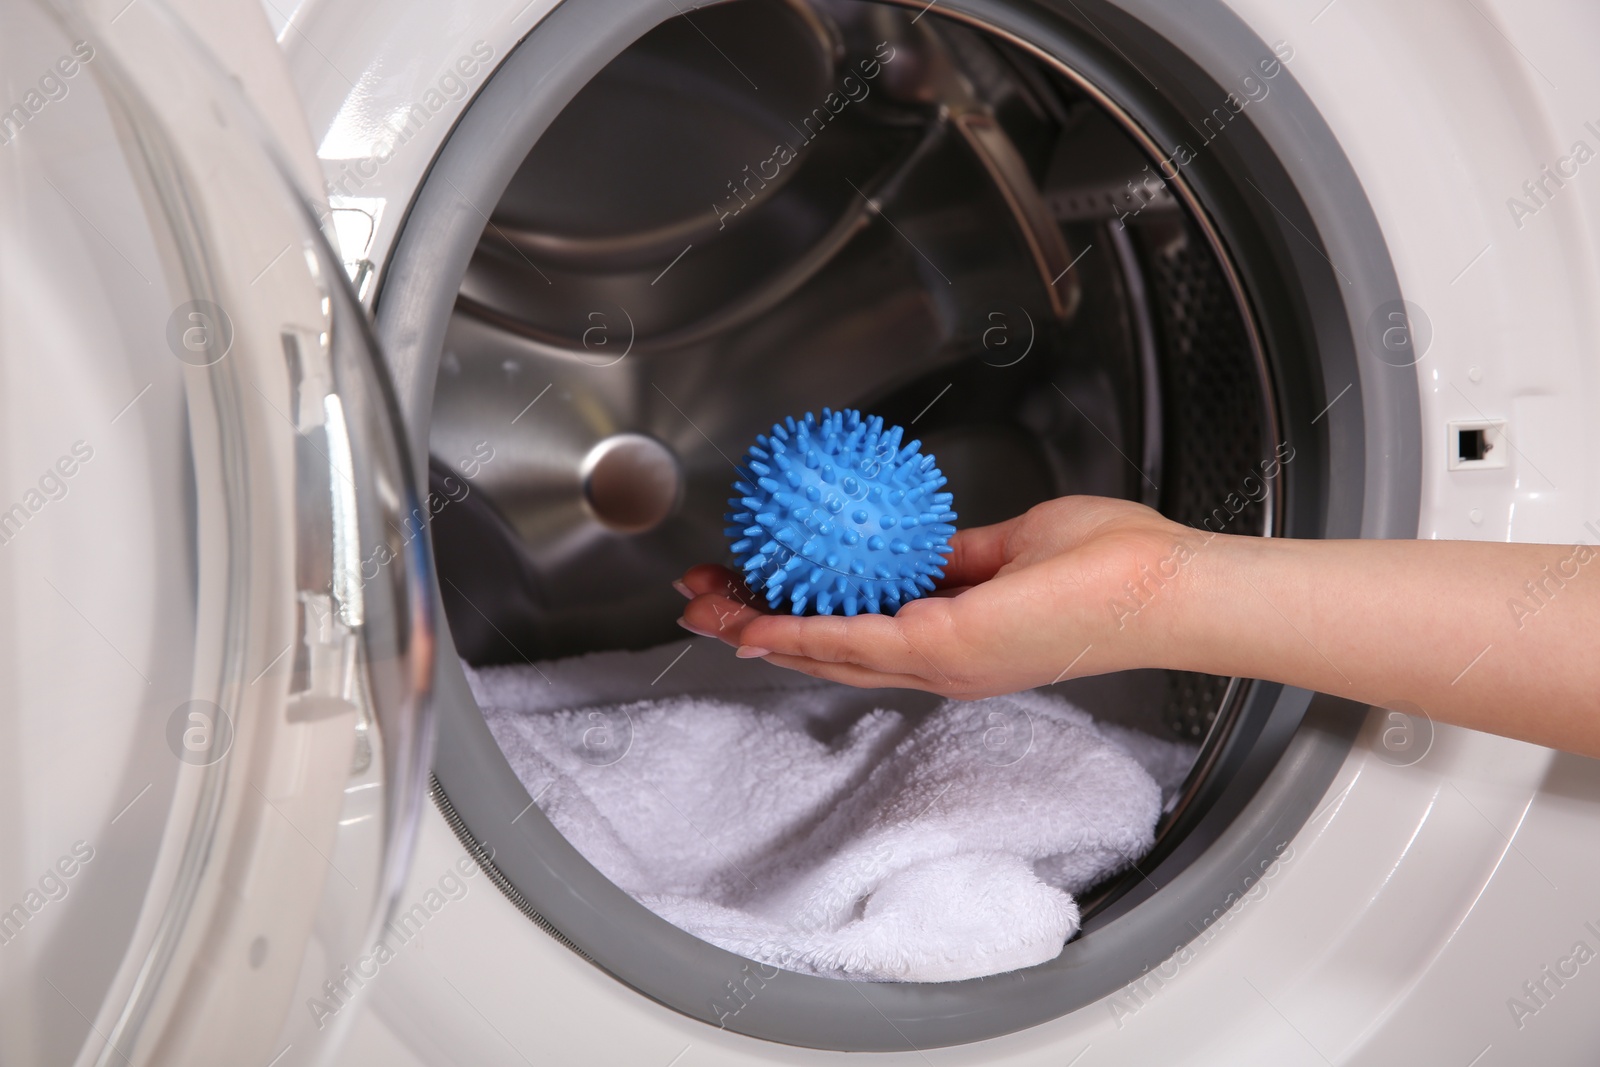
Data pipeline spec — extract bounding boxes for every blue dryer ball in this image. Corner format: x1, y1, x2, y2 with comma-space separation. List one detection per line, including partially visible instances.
725, 408, 958, 616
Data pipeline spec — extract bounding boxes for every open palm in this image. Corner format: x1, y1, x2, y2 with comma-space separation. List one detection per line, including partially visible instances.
678, 496, 1200, 698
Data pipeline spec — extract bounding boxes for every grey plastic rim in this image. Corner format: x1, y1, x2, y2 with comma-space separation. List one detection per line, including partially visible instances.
373, 0, 1422, 1050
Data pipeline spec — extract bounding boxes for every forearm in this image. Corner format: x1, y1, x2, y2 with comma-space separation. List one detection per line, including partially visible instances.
1166, 534, 1600, 755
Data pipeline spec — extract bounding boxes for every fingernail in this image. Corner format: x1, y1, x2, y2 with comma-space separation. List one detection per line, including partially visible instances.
677, 618, 714, 638
736, 646, 772, 659
672, 580, 694, 600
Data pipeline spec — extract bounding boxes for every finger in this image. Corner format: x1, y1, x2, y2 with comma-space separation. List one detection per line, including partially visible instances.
681, 591, 766, 644
679, 564, 752, 599
757, 652, 939, 693
936, 519, 1018, 588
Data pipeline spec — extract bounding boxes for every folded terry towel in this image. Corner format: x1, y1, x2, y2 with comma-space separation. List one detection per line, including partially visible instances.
467, 640, 1192, 982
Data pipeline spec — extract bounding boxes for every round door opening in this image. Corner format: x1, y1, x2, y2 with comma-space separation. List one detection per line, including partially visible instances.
376, 0, 1416, 1049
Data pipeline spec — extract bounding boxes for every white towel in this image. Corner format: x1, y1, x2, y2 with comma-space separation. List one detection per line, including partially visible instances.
467, 639, 1191, 982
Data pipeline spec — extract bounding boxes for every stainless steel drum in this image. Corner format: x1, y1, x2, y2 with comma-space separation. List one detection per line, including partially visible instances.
427, 0, 1272, 758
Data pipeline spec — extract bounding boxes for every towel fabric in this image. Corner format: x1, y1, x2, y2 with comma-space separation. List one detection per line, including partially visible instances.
467, 640, 1193, 982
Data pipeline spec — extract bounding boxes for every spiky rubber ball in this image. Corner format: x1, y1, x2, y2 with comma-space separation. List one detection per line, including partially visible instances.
725, 408, 957, 616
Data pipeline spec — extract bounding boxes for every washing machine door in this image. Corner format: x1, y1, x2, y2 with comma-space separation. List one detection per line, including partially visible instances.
0, 3, 433, 1066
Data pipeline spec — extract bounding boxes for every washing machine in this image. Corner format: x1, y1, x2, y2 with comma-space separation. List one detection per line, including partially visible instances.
5, 0, 1599, 1064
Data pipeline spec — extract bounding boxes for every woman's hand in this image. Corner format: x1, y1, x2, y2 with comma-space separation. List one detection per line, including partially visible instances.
676, 496, 1205, 699
677, 493, 1600, 755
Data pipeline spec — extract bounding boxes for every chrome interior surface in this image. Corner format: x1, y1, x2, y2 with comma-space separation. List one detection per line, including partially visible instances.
427, 0, 1273, 785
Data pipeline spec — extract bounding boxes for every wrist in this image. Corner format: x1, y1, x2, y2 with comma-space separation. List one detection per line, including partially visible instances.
1143, 526, 1270, 678
1088, 518, 1237, 674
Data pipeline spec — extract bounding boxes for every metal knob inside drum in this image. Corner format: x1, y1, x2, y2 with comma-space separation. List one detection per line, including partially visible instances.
580, 433, 682, 534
